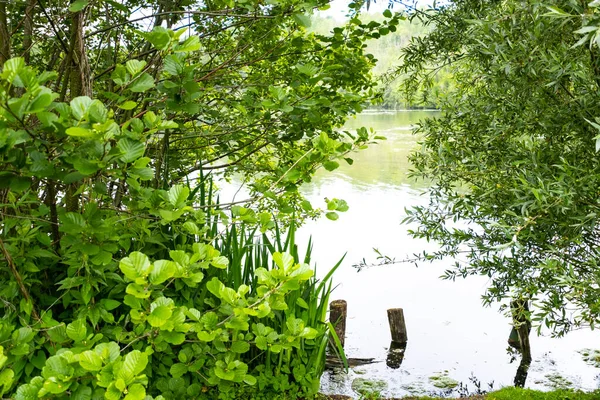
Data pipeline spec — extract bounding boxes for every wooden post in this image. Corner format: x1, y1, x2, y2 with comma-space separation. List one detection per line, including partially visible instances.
329, 300, 347, 350
387, 308, 408, 344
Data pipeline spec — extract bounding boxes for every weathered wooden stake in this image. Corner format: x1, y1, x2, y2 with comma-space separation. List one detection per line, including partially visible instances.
387, 308, 408, 344
329, 300, 347, 350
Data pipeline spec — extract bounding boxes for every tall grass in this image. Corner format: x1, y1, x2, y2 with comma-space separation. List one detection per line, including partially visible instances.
195, 172, 345, 393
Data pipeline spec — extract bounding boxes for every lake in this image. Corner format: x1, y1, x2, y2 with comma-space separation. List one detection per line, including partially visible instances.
220, 110, 600, 397
293, 110, 600, 397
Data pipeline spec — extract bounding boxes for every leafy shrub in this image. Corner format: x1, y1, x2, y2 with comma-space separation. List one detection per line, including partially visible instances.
0, 57, 340, 399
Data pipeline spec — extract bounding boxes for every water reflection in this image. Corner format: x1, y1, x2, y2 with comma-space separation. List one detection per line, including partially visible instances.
311, 110, 439, 189
300, 111, 600, 397
386, 341, 407, 369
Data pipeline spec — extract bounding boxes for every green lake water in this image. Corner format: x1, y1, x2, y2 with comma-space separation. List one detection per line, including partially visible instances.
222, 110, 600, 398
295, 110, 600, 398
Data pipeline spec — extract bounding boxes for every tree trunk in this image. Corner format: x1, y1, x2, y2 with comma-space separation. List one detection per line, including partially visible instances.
23, 0, 36, 64
0, 1, 11, 65
69, 10, 92, 97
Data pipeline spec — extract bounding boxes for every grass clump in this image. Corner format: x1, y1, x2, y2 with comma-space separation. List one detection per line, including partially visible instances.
487, 387, 600, 400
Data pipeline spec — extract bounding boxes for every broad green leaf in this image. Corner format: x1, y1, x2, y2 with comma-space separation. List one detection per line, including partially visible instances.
161, 331, 186, 344
95, 342, 121, 363
225, 316, 249, 331
300, 327, 318, 339
79, 350, 103, 371
66, 319, 87, 342
66, 127, 94, 138
88, 100, 108, 123
129, 73, 154, 93
167, 185, 189, 208
286, 318, 304, 336
210, 255, 229, 269
123, 383, 145, 400
71, 385, 92, 400
146, 27, 171, 50
230, 341, 250, 354
150, 260, 176, 284
126, 283, 151, 299
147, 305, 172, 327
175, 36, 201, 53
207, 277, 224, 298
118, 101, 137, 110
197, 330, 217, 342
43, 355, 73, 378
118, 350, 148, 384
70, 96, 93, 120
326, 212, 339, 221
69, 0, 88, 12
169, 363, 188, 378
119, 252, 151, 282
126, 60, 147, 76
117, 138, 145, 163
27, 88, 55, 113
0, 369, 14, 392
273, 252, 294, 271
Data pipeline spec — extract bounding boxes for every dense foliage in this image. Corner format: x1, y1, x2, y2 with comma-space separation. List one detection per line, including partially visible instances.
312, 11, 451, 109
0, 0, 401, 398
401, 0, 600, 334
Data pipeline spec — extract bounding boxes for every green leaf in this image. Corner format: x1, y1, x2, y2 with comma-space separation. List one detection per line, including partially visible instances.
210, 255, 229, 269
66, 319, 87, 342
300, 327, 318, 339
70, 96, 93, 120
0, 369, 14, 393
120, 252, 151, 282
383, 8, 393, 17
286, 318, 304, 336
95, 342, 121, 363
150, 260, 176, 284
161, 331, 186, 344
71, 385, 92, 400
79, 350, 103, 371
326, 212, 339, 221
126, 60, 147, 76
148, 305, 172, 327
28, 88, 55, 113
146, 27, 171, 50
167, 185, 189, 208
230, 341, 250, 354
175, 36, 201, 53
69, 0, 88, 12
169, 363, 188, 378
323, 160, 339, 171
118, 101, 137, 110
118, 350, 148, 384
66, 127, 94, 138
123, 383, 145, 400
129, 73, 154, 93
206, 277, 224, 299
118, 138, 145, 163
273, 252, 294, 271
88, 100, 108, 123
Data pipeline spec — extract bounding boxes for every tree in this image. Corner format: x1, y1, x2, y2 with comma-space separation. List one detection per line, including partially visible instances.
0, 0, 403, 397
400, 0, 600, 335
